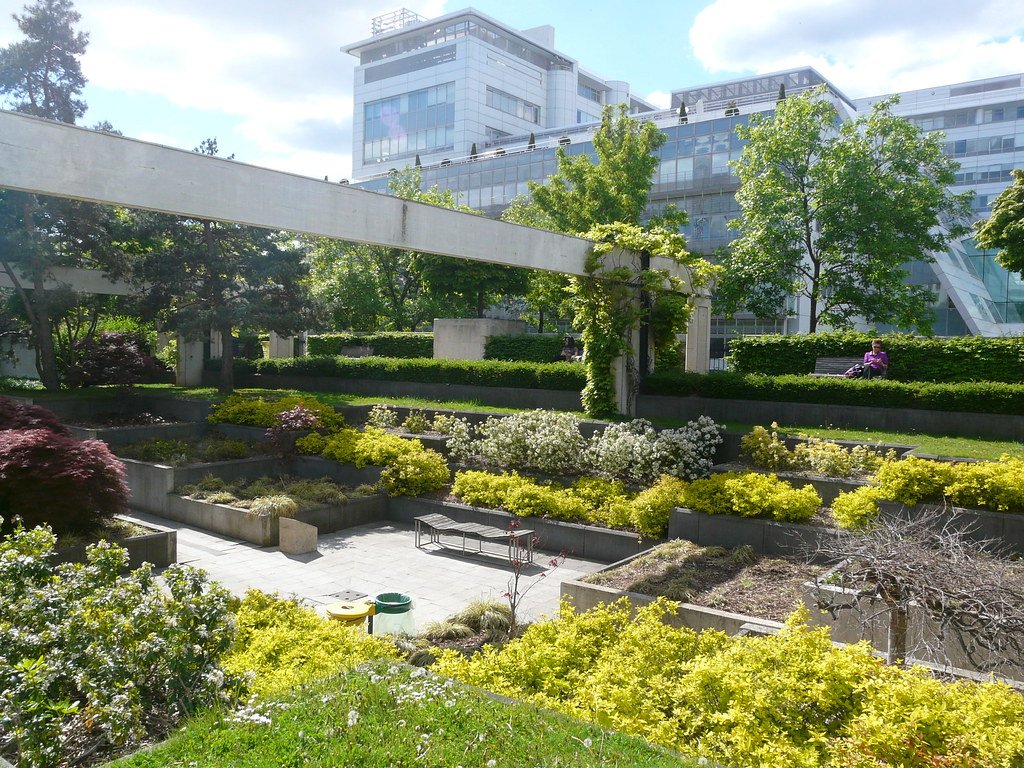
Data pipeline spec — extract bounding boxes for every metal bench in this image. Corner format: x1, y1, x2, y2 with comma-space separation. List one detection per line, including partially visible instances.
810, 356, 864, 378
414, 512, 534, 564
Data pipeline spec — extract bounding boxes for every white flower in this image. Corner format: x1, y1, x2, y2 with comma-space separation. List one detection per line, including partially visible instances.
347, 709, 359, 727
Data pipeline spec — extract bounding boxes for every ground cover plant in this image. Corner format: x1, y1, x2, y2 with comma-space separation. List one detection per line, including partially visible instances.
175, 474, 361, 515
0, 522, 237, 768
740, 423, 894, 477
433, 599, 1024, 767
583, 540, 823, 621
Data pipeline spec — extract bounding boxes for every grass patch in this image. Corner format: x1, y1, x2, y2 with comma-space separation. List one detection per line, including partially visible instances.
108, 662, 694, 768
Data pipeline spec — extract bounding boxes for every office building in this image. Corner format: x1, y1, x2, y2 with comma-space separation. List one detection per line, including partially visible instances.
346, 8, 1024, 341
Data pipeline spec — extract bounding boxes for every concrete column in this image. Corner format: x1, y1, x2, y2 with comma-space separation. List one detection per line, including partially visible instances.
268, 331, 295, 358
432, 318, 526, 360
209, 330, 223, 359
176, 335, 205, 386
684, 297, 712, 373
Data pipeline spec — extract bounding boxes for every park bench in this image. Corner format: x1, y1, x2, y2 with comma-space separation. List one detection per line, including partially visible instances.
414, 512, 534, 564
811, 356, 865, 378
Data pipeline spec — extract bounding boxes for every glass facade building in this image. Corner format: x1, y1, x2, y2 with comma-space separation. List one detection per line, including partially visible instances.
346, 11, 1024, 339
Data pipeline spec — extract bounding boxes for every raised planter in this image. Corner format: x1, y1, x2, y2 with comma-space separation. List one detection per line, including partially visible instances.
562, 549, 783, 635
879, 500, 1024, 556
51, 515, 177, 570
389, 496, 649, 563
69, 421, 204, 448
711, 464, 870, 506
119, 456, 282, 515
163, 493, 389, 546
669, 507, 832, 560
288, 455, 383, 486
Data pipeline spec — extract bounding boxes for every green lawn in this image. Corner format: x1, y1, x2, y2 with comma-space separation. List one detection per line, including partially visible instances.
108, 662, 694, 768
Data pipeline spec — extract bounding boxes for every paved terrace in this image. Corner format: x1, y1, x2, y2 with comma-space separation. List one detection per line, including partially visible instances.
125, 511, 606, 630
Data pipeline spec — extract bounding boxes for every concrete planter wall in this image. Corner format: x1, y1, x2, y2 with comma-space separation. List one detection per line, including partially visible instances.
51, 515, 177, 571
69, 421, 204, 448
637, 394, 1024, 442
562, 550, 783, 635
119, 456, 282, 515
669, 507, 831, 560
879, 500, 1024, 556
288, 455, 383, 486
389, 496, 648, 563
163, 494, 388, 546
711, 464, 869, 506
803, 566, 1024, 681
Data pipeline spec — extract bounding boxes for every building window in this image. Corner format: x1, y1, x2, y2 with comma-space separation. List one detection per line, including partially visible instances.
576, 109, 600, 124
363, 83, 456, 163
577, 83, 601, 103
363, 45, 456, 84
485, 86, 540, 124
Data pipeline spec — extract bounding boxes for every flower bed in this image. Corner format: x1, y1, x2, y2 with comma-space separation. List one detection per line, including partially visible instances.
50, 515, 177, 570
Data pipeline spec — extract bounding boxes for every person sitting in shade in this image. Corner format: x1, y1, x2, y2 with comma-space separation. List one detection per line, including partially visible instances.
862, 338, 889, 379
559, 334, 581, 362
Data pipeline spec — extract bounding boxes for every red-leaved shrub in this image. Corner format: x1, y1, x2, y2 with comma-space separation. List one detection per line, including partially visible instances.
0, 429, 129, 535
0, 395, 70, 435
64, 332, 170, 389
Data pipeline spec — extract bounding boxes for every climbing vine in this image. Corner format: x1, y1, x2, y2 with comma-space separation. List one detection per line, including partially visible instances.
571, 222, 715, 419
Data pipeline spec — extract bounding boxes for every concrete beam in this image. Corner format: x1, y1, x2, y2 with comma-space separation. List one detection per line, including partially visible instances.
0, 110, 593, 276
0, 265, 139, 295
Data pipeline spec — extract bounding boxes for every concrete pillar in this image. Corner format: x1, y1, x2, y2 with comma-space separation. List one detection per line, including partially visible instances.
684, 297, 712, 373
209, 330, 223, 359
176, 335, 205, 386
432, 318, 526, 360
268, 331, 295, 358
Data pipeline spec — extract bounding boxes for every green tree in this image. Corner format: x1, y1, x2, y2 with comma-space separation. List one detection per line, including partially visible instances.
128, 140, 313, 393
0, 0, 90, 389
975, 168, 1024, 277
718, 86, 972, 333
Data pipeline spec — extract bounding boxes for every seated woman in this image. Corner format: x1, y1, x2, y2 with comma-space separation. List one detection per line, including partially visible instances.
862, 338, 889, 379
559, 334, 581, 362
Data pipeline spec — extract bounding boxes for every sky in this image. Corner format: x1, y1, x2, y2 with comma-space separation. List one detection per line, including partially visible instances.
1, 0, 1022, 180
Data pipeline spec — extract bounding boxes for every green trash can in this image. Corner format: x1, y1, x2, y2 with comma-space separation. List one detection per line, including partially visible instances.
373, 592, 414, 636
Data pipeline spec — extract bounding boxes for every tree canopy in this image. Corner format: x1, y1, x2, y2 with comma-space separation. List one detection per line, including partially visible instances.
717, 86, 972, 334
975, 168, 1024, 277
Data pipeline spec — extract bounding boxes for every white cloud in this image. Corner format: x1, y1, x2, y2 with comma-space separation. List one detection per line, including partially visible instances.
644, 89, 672, 109
690, 0, 1024, 96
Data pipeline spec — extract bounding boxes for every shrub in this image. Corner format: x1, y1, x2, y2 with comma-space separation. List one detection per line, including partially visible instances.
682, 472, 820, 523
307, 332, 433, 358
119, 438, 193, 464
223, 590, 400, 697
628, 475, 688, 538
472, 409, 585, 475
0, 429, 128, 536
451, 470, 519, 510
365, 403, 398, 429
296, 432, 328, 455
0, 395, 70, 435
207, 394, 344, 431
401, 409, 430, 434
351, 428, 419, 468
319, 428, 361, 463
63, 331, 170, 389
245, 356, 587, 392
377, 449, 450, 496
432, 413, 472, 462
874, 456, 957, 505
943, 457, 1024, 513
484, 334, 570, 362
741, 424, 793, 471
0, 525, 236, 767
831, 486, 883, 529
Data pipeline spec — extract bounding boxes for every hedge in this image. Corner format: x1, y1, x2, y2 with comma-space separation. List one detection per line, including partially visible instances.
235, 356, 586, 391
644, 370, 1024, 415
307, 332, 433, 358
727, 332, 1024, 383
484, 334, 580, 363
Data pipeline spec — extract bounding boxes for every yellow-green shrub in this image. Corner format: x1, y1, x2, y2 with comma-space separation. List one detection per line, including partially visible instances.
740, 424, 793, 470
504, 483, 589, 521
377, 449, 450, 496
628, 475, 688, 538
295, 432, 328, 455
830, 485, 883, 529
683, 471, 820, 523
944, 456, 1024, 513
874, 456, 958, 505
451, 470, 519, 509
319, 428, 361, 463
351, 427, 419, 467
207, 394, 345, 430
223, 591, 400, 696
433, 599, 1024, 767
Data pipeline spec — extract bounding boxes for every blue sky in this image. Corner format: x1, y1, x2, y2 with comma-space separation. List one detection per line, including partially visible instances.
1, 0, 1021, 179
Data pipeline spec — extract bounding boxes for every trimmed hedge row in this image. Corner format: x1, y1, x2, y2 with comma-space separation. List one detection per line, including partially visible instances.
728, 332, 1024, 383
484, 334, 579, 363
307, 332, 433, 358
644, 370, 1024, 415
236, 356, 586, 391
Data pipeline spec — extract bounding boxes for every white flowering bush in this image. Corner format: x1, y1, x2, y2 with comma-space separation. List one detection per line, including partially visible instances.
470, 410, 586, 475
586, 416, 722, 485
0, 519, 238, 767
432, 414, 473, 463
